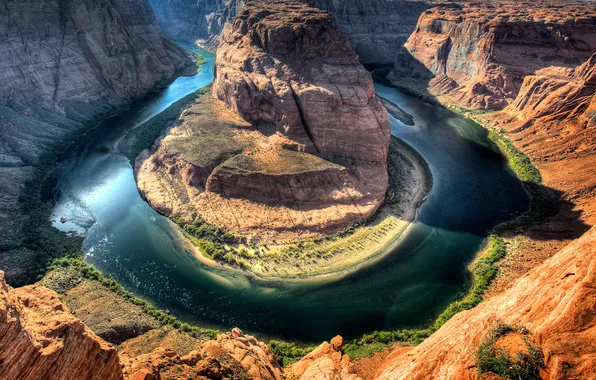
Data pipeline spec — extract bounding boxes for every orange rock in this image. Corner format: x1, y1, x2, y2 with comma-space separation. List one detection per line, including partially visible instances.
0, 271, 123, 380
375, 225, 596, 379
287, 336, 361, 380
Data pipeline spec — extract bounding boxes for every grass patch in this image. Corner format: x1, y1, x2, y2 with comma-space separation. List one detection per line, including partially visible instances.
477, 324, 545, 379
344, 342, 388, 360
488, 130, 541, 184
47, 257, 219, 340
268, 340, 315, 367
194, 52, 206, 69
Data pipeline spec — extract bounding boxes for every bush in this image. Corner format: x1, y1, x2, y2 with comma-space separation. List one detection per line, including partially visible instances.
477, 324, 545, 379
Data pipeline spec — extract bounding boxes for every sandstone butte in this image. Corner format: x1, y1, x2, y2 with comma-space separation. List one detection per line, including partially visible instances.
136, 0, 392, 241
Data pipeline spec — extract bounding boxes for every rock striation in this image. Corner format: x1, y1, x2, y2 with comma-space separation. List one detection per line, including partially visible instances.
287, 335, 361, 380
0, 271, 123, 380
123, 328, 283, 380
389, 1, 596, 110
148, 0, 432, 66
0, 0, 191, 284
137, 1, 392, 241
375, 224, 596, 380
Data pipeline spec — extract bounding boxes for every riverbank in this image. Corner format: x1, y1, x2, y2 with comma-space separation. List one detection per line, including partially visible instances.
177, 136, 432, 280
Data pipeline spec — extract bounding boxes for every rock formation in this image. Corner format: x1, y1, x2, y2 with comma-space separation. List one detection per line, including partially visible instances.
0, 0, 191, 284
148, 0, 432, 65
389, 1, 596, 110
0, 271, 123, 380
136, 0, 392, 240
123, 328, 283, 380
287, 335, 361, 380
375, 224, 596, 379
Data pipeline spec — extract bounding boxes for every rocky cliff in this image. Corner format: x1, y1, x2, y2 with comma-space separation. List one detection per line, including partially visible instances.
375, 224, 596, 379
389, 1, 596, 110
0, 0, 191, 284
148, 0, 432, 65
137, 0, 394, 241
0, 271, 123, 380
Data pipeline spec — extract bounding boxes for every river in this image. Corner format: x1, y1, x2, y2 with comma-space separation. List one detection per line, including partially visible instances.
50, 46, 530, 343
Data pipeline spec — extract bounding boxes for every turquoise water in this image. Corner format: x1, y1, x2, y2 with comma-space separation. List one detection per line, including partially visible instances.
51, 48, 530, 343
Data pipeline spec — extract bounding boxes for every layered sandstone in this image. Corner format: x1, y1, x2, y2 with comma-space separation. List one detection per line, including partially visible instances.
375, 224, 596, 380
0, 0, 191, 284
389, 1, 596, 110
137, 1, 392, 241
123, 328, 283, 380
148, 0, 432, 65
0, 272, 123, 380
287, 335, 361, 380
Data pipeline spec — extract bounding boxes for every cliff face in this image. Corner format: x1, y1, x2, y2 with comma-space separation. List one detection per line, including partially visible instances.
0, 272, 123, 380
389, 2, 596, 110
212, 0, 390, 161
148, 0, 245, 48
375, 224, 596, 380
148, 0, 432, 65
137, 0, 392, 241
0, 0, 190, 284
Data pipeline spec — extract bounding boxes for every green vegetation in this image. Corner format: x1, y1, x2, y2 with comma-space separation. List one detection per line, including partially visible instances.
344, 342, 389, 360
268, 340, 315, 367
120, 85, 212, 162
488, 130, 541, 184
344, 235, 507, 354
476, 324, 545, 379
47, 257, 219, 340
194, 52, 207, 69
170, 216, 249, 269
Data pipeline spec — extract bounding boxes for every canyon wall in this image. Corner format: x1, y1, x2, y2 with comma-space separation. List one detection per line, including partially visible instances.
0, 0, 191, 284
375, 224, 596, 379
389, 1, 596, 109
136, 0, 392, 240
148, 0, 432, 65
0, 272, 123, 380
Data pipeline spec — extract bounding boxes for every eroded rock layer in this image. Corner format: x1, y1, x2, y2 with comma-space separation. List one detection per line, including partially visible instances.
0, 272, 123, 380
375, 224, 596, 380
137, 1, 392, 240
0, 0, 191, 284
148, 0, 432, 65
389, 1, 596, 110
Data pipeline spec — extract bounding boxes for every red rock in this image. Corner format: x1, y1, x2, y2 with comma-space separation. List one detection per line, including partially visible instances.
0, 272, 123, 380
375, 225, 596, 379
390, 1, 596, 110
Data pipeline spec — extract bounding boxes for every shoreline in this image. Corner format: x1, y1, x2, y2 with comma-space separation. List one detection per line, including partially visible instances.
175, 136, 433, 282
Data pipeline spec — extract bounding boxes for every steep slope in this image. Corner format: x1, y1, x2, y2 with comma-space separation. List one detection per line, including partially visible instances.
375, 224, 596, 379
0, 272, 123, 380
148, 0, 432, 65
389, 1, 596, 110
137, 0, 396, 243
0, 0, 191, 284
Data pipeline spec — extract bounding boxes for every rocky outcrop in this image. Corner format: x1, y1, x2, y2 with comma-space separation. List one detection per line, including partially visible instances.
148, 0, 432, 65
0, 271, 123, 380
389, 1, 596, 110
148, 0, 245, 48
213, 0, 391, 161
137, 1, 392, 241
375, 224, 596, 379
287, 335, 361, 380
0, 0, 191, 284
123, 328, 283, 380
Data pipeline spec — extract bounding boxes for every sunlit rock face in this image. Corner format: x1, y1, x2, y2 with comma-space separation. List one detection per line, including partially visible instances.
147, 0, 432, 65
389, 1, 596, 110
0, 272, 124, 380
136, 0, 392, 241
0, 0, 190, 285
